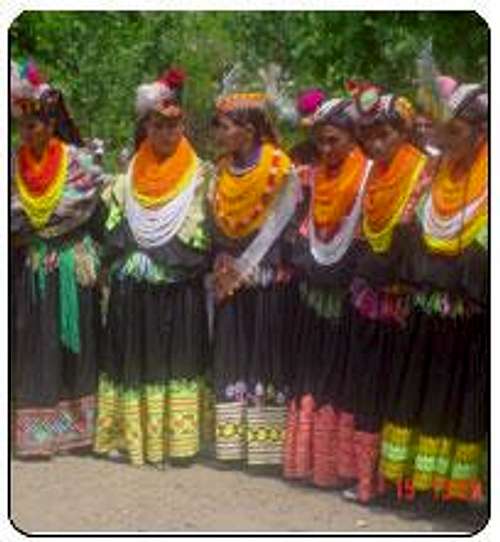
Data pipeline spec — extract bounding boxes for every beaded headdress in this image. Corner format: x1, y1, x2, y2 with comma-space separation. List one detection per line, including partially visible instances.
310, 97, 357, 129
347, 79, 415, 129
10, 59, 55, 118
11, 58, 82, 145
213, 63, 268, 114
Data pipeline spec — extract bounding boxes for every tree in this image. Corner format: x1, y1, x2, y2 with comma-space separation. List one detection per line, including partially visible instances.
9, 11, 488, 165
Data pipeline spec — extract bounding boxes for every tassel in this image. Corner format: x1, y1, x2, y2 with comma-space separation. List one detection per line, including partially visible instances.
58, 245, 80, 354
34, 240, 48, 298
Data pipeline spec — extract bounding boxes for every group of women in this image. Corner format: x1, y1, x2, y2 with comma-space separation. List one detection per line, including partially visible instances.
10, 57, 488, 510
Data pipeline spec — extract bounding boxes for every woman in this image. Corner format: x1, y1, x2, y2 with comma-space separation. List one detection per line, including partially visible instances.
208, 89, 301, 467
10, 60, 105, 457
380, 77, 488, 503
334, 84, 433, 503
282, 97, 374, 488
93, 68, 211, 467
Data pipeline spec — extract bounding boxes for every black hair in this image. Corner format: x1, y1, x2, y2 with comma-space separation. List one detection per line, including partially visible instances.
38, 89, 83, 147
289, 139, 319, 166
134, 115, 148, 152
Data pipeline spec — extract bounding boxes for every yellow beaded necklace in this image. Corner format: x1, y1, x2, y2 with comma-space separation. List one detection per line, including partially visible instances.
213, 143, 292, 239
15, 142, 69, 230
423, 143, 487, 254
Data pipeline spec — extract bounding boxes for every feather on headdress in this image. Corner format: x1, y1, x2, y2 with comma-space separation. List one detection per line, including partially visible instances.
415, 40, 453, 122
10, 59, 52, 117
215, 62, 268, 113
415, 40, 487, 123
135, 66, 186, 118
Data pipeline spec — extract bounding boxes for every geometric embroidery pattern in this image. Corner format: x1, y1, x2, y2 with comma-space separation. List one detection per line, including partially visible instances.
215, 402, 245, 461
247, 406, 286, 466
94, 375, 204, 466
215, 402, 286, 465
13, 395, 95, 457
381, 422, 486, 502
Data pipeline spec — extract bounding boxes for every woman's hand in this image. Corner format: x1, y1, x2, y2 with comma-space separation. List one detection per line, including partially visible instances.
96, 265, 109, 290
214, 253, 244, 303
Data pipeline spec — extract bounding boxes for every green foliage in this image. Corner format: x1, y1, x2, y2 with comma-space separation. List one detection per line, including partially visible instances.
10, 11, 488, 166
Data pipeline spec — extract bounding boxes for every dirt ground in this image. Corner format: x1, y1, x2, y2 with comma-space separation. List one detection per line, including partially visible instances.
10, 453, 488, 535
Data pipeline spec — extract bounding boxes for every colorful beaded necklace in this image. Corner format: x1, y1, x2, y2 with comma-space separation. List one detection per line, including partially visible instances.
213, 143, 292, 239
363, 144, 427, 253
15, 137, 68, 229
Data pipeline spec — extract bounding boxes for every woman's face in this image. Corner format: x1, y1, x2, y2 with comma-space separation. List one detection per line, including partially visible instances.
414, 116, 438, 149
358, 123, 404, 164
314, 124, 354, 168
436, 118, 474, 159
147, 112, 184, 159
213, 114, 253, 155
18, 114, 52, 158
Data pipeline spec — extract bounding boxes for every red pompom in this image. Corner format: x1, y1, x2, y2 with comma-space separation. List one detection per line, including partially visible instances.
26, 60, 44, 87
346, 79, 382, 98
160, 67, 186, 89
345, 80, 359, 94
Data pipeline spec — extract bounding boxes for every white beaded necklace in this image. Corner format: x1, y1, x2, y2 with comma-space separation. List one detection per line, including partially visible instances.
125, 156, 202, 249
309, 159, 373, 265
421, 189, 487, 240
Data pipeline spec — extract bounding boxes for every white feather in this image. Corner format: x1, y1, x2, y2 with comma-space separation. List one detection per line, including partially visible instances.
135, 81, 173, 116
221, 63, 242, 96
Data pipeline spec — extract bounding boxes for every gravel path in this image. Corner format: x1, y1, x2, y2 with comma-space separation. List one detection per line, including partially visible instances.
10, 454, 487, 534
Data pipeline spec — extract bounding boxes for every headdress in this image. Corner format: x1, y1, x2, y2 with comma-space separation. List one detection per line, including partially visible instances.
297, 89, 326, 117
11, 59, 56, 118
293, 88, 327, 127
10, 58, 82, 145
347, 79, 415, 130
135, 66, 186, 118
215, 63, 269, 114
436, 77, 487, 124
216, 92, 268, 113
415, 40, 487, 124
258, 63, 326, 126
310, 97, 357, 132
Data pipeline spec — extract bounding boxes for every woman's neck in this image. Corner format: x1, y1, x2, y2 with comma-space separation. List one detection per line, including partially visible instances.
29, 141, 49, 162
152, 149, 170, 163
323, 147, 356, 176
446, 139, 483, 179
232, 142, 261, 169
323, 157, 345, 177
150, 143, 177, 164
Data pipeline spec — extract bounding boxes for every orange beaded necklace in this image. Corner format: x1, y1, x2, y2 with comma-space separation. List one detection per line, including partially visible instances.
312, 147, 367, 240
132, 136, 197, 208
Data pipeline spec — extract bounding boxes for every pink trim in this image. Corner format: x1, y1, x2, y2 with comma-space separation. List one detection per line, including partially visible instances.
283, 400, 299, 478
353, 430, 385, 502
337, 411, 356, 480
312, 405, 341, 487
